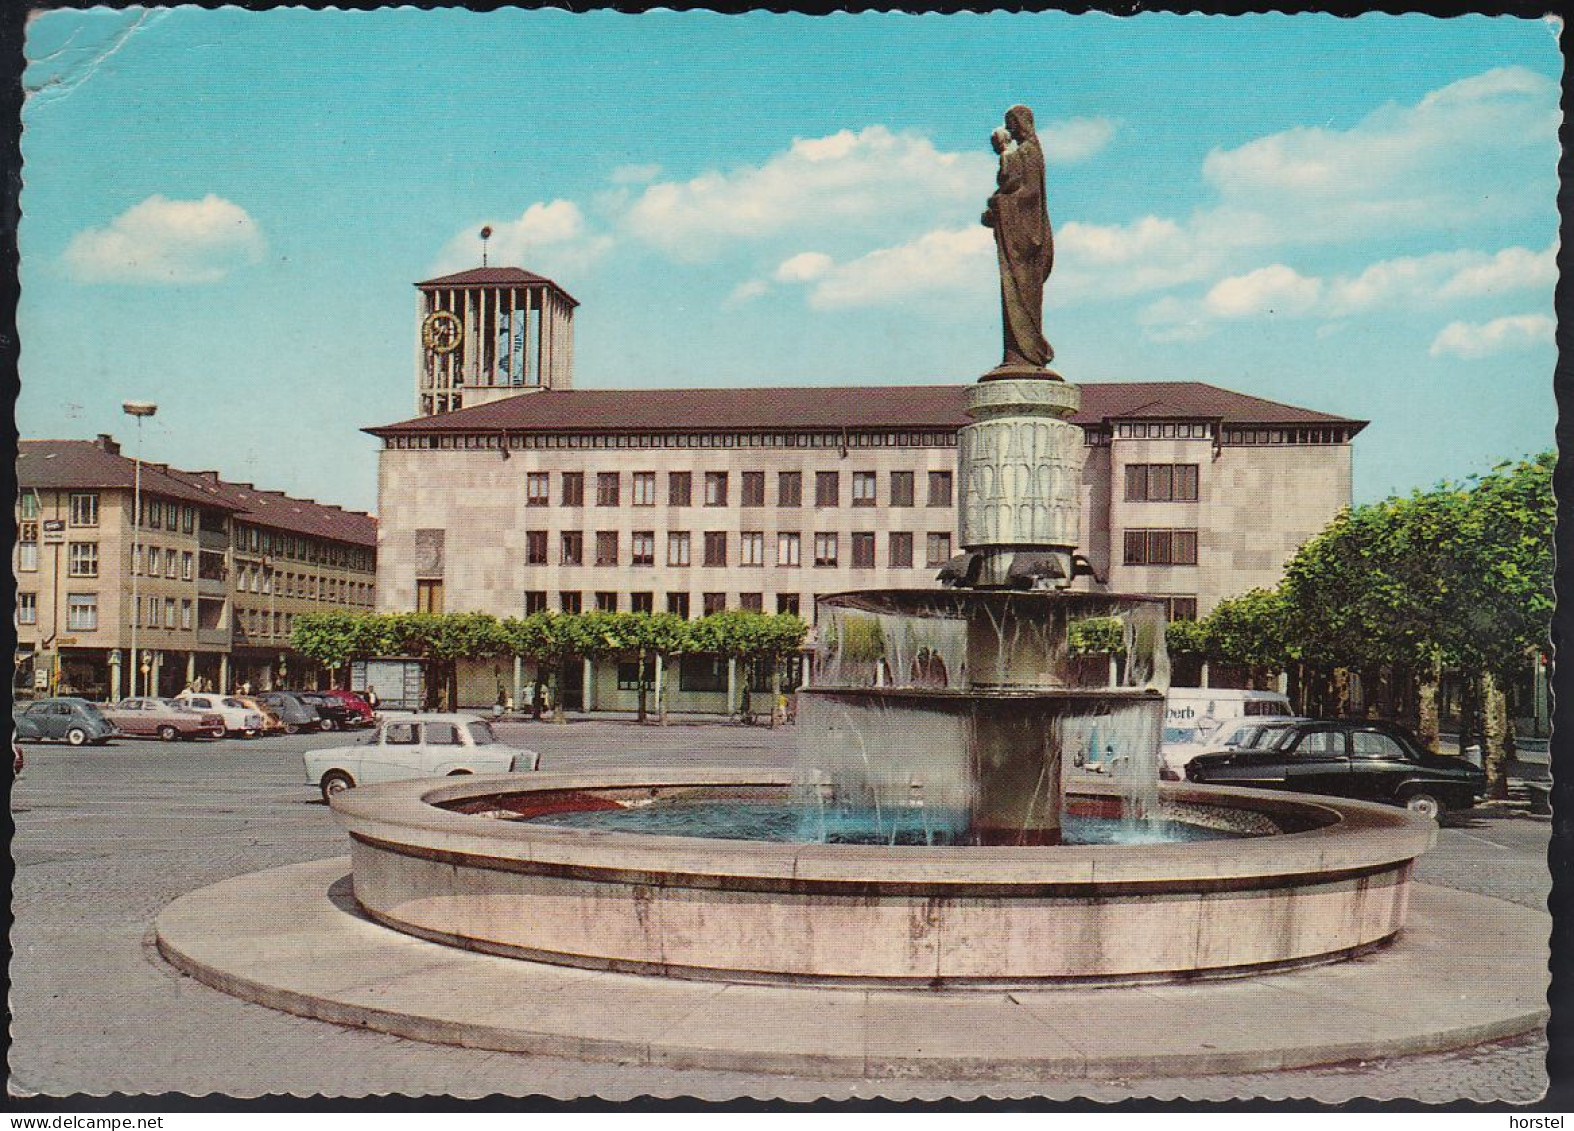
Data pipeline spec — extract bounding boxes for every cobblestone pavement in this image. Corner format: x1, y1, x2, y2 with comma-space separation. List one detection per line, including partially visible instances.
8, 717, 1553, 1103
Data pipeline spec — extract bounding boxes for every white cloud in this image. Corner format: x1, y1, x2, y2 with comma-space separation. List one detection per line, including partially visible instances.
770, 226, 994, 310
1137, 295, 1215, 344
1437, 243, 1558, 299
1205, 264, 1322, 318
1037, 116, 1118, 164
774, 252, 834, 283
724, 279, 769, 307
1053, 216, 1213, 299
610, 163, 662, 185
431, 200, 612, 278
1323, 243, 1557, 314
63, 194, 263, 284
1429, 314, 1555, 359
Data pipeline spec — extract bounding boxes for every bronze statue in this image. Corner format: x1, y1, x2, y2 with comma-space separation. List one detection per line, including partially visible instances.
982, 105, 1054, 374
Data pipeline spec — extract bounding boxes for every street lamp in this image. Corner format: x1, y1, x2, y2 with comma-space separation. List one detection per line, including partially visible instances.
123, 401, 157, 697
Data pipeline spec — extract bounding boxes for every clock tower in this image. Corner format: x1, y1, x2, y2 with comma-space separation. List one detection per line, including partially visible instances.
414, 266, 577, 416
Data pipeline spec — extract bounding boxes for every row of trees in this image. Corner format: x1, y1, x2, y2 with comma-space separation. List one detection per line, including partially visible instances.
290, 609, 810, 724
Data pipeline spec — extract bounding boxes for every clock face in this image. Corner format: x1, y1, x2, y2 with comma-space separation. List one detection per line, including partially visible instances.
422, 310, 463, 355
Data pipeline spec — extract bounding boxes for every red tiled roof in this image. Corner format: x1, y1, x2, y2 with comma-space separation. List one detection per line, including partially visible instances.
416, 266, 579, 306
365, 382, 1365, 437
17, 440, 378, 547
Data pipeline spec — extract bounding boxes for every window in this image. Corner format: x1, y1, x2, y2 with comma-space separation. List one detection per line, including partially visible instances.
165, 550, 177, 578
703, 532, 727, 567
427, 723, 462, 746
740, 592, 763, 613
667, 591, 691, 618
777, 532, 801, 567
668, 472, 692, 507
17, 521, 37, 571
926, 533, 952, 567
526, 531, 548, 565
17, 592, 36, 625
1289, 729, 1346, 758
850, 532, 876, 569
679, 655, 727, 692
416, 579, 444, 613
167, 502, 178, 529
814, 533, 838, 567
1123, 530, 1198, 566
778, 472, 802, 507
704, 472, 728, 507
889, 471, 915, 507
561, 472, 584, 507
617, 660, 656, 690
560, 591, 583, 614
703, 592, 727, 616
596, 472, 620, 506
527, 472, 550, 506
667, 531, 691, 567
163, 597, 177, 629
385, 722, 419, 746
144, 498, 160, 529
148, 547, 162, 575
1125, 463, 1200, 502
595, 531, 619, 566
852, 472, 877, 507
1166, 596, 1199, 621
740, 531, 765, 567
815, 471, 839, 507
68, 542, 98, 578
889, 532, 914, 568
776, 593, 801, 615
69, 492, 98, 527
928, 471, 953, 507
630, 591, 654, 614
632, 531, 656, 566
632, 472, 657, 506
180, 599, 193, 630
522, 590, 548, 614
182, 506, 195, 534
18, 492, 39, 519
182, 551, 194, 581
595, 591, 618, 613
1352, 730, 1409, 761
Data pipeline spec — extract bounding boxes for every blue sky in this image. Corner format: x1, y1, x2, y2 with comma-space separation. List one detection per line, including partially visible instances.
18, 10, 1560, 514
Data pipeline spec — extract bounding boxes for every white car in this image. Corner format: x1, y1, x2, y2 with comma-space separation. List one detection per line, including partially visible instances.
303, 713, 540, 801
174, 693, 266, 738
1160, 715, 1301, 780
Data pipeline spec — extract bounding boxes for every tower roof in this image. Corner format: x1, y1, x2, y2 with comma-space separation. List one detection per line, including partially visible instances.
415, 266, 579, 307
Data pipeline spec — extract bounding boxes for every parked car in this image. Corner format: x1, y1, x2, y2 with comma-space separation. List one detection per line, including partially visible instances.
1163, 688, 1294, 768
233, 695, 288, 736
173, 693, 267, 737
293, 691, 355, 732
253, 691, 322, 735
303, 714, 540, 801
320, 689, 376, 727
99, 698, 226, 741
1160, 715, 1303, 780
13, 713, 43, 743
12, 698, 117, 746
1185, 719, 1485, 821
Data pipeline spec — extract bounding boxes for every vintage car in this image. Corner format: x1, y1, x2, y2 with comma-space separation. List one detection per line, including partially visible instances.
232, 695, 288, 735
303, 714, 540, 801
1185, 719, 1485, 821
253, 691, 322, 734
99, 698, 226, 741
12, 698, 117, 746
173, 693, 267, 737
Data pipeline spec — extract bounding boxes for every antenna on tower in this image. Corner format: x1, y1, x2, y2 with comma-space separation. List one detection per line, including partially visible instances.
480, 225, 493, 267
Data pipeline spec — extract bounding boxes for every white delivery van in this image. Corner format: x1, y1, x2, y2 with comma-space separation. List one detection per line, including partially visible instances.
1160, 688, 1294, 778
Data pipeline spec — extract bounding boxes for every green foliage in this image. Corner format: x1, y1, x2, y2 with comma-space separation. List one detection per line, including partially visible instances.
1068, 616, 1122, 655
1164, 617, 1208, 656
829, 614, 888, 663
1202, 589, 1290, 668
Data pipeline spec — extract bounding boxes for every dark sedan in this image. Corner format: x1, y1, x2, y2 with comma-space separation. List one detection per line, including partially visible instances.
252, 691, 322, 735
1185, 720, 1485, 821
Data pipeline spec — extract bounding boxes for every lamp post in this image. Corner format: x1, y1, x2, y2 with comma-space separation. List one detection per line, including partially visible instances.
123, 401, 157, 697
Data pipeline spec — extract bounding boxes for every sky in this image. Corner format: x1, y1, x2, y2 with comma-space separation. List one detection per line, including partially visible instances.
16, 9, 1561, 515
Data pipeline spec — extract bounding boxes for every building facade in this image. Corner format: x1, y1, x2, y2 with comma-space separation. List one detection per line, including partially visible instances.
16, 436, 378, 700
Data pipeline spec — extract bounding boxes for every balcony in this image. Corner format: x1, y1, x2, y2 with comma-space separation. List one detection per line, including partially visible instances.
196, 627, 231, 648
199, 528, 229, 552
197, 575, 228, 597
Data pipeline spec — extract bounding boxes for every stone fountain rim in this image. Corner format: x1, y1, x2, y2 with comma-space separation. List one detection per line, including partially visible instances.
330, 769, 1436, 890
818, 587, 1171, 612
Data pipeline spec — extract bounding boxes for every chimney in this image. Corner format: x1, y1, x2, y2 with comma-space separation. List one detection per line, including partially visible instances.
95, 433, 120, 455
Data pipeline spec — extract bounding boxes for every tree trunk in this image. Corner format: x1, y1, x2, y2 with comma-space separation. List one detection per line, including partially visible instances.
1482, 670, 1509, 800
636, 649, 649, 724
769, 664, 783, 729
1457, 672, 1477, 760
1416, 659, 1441, 752
1332, 668, 1352, 718
657, 653, 669, 726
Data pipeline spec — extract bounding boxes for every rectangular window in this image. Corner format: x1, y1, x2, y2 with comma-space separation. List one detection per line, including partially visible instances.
1176, 464, 1199, 501
560, 531, 583, 566
617, 660, 655, 690
596, 472, 620, 507
167, 502, 178, 529
522, 590, 547, 615
68, 541, 98, 578
527, 472, 550, 506
632, 531, 656, 566
416, 578, 445, 613
667, 591, 691, 618
778, 472, 802, 507
182, 551, 194, 581
776, 593, 801, 616
926, 532, 952, 567
632, 472, 657, 506
595, 591, 618, 613
679, 654, 726, 692
67, 593, 98, 631
165, 550, 177, 578
182, 506, 195, 534
740, 471, 765, 507
561, 472, 584, 507
668, 471, 692, 507
703, 531, 727, 567
814, 533, 838, 567
888, 532, 914, 568
595, 531, 619, 566
740, 531, 765, 567
235, 564, 246, 593
889, 471, 915, 507
928, 471, 953, 507
1173, 530, 1198, 565
180, 599, 193, 630
630, 591, 654, 614
851, 532, 876, 569
1125, 463, 1199, 502
815, 471, 839, 507
852, 472, 877, 507
777, 532, 801, 567
560, 591, 583, 614
526, 531, 548, 565
667, 531, 691, 567
163, 597, 177, 629
703, 592, 727, 616
17, 592, 36, 625
17, 521, 37, 572
19, 492, 39, 519
148, 547, 162, 576
1123, 529, 1198, 565
739, 592, 763, 613
704, 471, 728, 507
1167, 596, 1199, 621
69, 492, 99, 527
144, 498, 160, 529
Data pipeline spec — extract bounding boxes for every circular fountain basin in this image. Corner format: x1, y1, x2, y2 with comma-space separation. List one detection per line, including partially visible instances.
332, 769, 1435, 987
